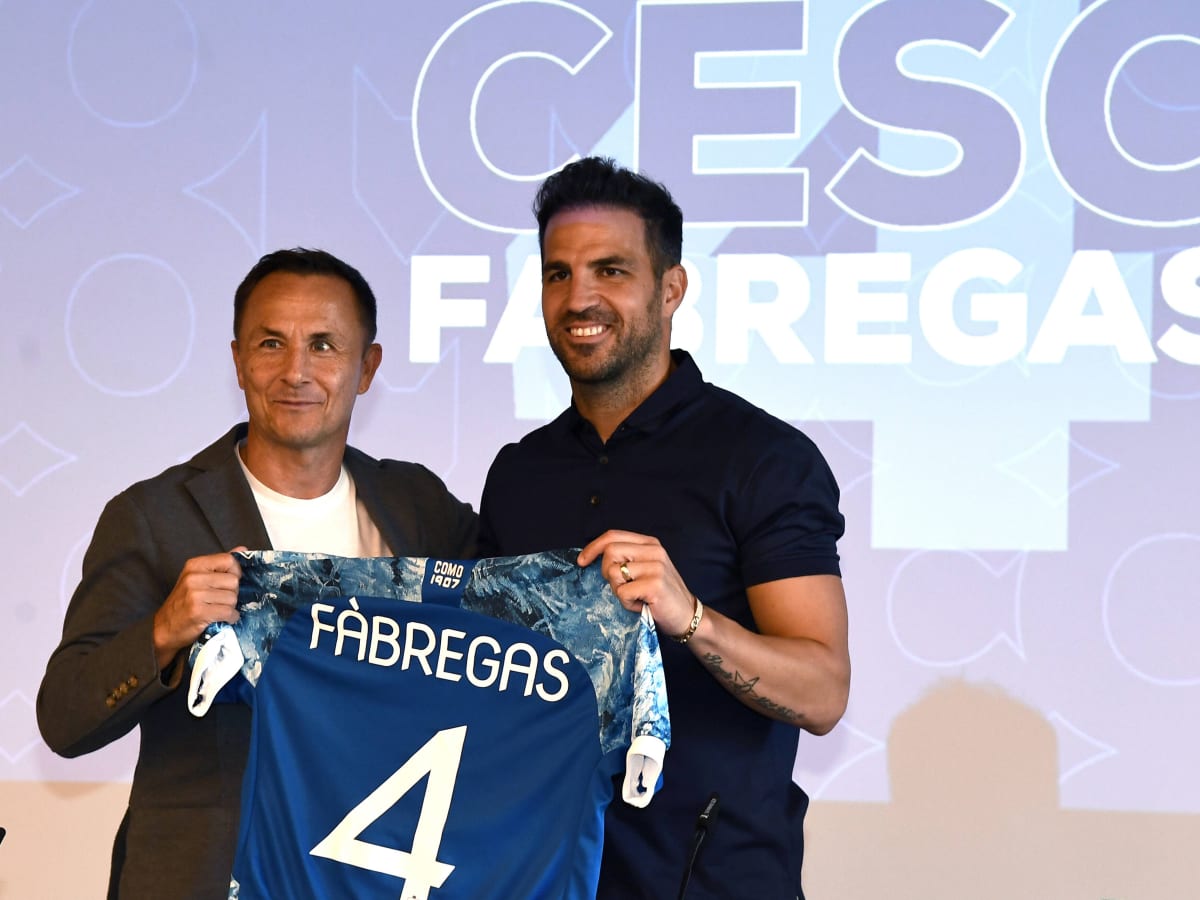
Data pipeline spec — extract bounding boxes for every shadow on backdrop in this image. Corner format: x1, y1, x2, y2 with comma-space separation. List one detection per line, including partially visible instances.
805, 679, 1199, 899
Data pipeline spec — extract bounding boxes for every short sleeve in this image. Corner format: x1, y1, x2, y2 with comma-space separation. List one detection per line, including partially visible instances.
731, 426, 844, 587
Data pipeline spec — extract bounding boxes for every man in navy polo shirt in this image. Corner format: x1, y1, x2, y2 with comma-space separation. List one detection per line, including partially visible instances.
477, 157, 851, 899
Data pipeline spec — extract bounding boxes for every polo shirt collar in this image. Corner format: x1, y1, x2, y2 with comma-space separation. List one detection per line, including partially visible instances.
562, 349, 703, 440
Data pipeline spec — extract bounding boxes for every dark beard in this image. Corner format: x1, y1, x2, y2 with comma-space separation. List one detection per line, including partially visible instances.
548, 290, 664, 386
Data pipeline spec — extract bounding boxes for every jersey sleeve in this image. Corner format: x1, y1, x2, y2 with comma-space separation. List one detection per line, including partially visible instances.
622, 604, 669, 808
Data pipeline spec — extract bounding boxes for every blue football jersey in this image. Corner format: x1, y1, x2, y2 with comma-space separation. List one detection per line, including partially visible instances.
190, 549, 670, 900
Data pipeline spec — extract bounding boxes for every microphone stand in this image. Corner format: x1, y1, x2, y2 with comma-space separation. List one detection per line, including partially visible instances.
676, 793, 719, 900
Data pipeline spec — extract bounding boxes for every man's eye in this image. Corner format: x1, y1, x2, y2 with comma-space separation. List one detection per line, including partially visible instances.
313, 340, 333, 352
545, 270, 567, 283
260, 338, 281, 349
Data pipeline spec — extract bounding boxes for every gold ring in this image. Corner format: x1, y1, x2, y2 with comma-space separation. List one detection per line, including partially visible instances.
619, 563, 634, 583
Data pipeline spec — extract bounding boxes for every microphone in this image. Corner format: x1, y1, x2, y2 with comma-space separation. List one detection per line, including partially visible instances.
677, 792, 720, 900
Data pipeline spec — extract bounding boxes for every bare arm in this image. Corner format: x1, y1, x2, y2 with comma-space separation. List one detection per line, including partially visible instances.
579, 530, 850, 734
691, 575, 848, 733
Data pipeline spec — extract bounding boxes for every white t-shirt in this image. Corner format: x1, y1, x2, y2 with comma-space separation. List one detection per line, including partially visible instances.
236, 445, 390, 557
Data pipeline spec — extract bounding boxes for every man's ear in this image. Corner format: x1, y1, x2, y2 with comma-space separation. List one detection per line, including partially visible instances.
358, 343, 383, 394
661, 264, 688, 317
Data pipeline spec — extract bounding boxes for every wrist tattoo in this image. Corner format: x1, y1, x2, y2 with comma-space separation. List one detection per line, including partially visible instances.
701, 653, 800, 723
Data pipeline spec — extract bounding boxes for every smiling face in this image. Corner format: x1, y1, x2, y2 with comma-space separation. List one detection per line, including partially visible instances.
232, 271, 381, 465
541, 205, 686, 409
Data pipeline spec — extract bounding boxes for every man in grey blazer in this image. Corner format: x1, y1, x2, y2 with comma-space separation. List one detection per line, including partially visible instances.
37, 248, 478, 899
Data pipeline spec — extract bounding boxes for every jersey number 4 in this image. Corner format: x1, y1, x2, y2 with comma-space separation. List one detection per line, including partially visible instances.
310, 725, 466, 900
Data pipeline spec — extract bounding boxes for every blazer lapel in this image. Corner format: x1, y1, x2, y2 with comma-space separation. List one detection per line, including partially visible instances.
185, 425, 273, 552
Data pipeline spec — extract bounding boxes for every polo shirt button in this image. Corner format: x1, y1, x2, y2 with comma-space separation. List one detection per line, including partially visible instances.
589, 494, 600, 506
598, 455, 609, 465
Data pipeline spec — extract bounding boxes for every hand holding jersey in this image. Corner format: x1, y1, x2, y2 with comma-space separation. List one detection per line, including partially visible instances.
579, 530, 699, 640
152, 550, 245, 671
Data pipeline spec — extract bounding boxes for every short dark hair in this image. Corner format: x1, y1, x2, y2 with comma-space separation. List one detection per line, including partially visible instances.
233, 248, 378, 345
533, 156, 683, 277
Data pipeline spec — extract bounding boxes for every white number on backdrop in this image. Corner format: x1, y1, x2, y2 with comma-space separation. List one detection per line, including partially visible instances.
310, 725, 466, 900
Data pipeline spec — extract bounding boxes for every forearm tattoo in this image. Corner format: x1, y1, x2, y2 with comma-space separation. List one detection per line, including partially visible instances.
702, 653, 800, 723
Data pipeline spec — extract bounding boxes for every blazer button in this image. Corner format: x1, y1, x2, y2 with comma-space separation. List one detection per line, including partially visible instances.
105, 696, 116, 708
127, 676, 139, 688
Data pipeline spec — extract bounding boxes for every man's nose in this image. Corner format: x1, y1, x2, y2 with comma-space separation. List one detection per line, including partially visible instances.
564, 274, 598, 311
283, 345, 311, 382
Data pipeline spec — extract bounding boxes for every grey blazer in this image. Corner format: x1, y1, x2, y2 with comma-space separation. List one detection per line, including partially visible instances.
37, 424, 477, 899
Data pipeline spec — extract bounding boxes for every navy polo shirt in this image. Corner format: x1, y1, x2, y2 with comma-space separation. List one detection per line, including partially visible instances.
478, 349, 844, 900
